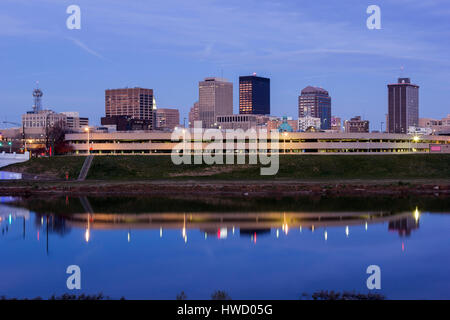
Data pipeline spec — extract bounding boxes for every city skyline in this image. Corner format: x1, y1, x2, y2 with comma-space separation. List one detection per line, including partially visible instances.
2, 73, 444, 132
2, 0, 450, 304
1, 0, 449, 130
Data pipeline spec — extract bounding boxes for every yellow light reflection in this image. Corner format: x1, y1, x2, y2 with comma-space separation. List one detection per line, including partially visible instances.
414, 207, 420, 223
282, 223, 289, 235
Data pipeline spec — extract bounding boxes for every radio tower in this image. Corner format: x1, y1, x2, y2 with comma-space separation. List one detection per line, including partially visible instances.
32, 81, 43, 113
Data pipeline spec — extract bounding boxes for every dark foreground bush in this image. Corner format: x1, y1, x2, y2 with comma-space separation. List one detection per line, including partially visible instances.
301, 290, 385, 300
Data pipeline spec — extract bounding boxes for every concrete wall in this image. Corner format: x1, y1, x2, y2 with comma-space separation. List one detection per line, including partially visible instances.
0, 151, 30, 168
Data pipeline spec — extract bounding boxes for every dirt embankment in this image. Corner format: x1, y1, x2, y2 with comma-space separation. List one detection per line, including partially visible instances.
0, 180, 448, 198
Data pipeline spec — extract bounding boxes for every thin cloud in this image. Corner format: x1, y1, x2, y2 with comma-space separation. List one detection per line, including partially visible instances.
66, 37, 104, 60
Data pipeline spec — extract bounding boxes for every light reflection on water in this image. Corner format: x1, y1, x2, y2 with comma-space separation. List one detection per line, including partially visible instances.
0, 196, 449, 300
0, 171, 22, 180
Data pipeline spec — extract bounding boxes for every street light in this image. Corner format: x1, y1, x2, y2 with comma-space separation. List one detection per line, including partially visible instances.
84, 127, 90, 155
410, 135, 420, 152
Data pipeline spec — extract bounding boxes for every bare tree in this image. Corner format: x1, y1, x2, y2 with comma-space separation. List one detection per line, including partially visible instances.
47, 121, 73, 155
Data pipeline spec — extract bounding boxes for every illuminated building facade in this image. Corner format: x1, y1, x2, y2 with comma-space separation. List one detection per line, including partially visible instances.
239, 75, 270, 115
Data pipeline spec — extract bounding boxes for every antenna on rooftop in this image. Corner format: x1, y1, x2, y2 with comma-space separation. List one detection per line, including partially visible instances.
32, 81, 43, 113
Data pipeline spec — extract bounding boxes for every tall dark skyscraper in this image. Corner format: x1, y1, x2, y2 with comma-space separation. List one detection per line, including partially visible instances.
388, 78, 419, 133
239, 75, 270, 115
298, 86, 331, 130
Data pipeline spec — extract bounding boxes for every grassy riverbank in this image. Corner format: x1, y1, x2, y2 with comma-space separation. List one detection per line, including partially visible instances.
3, 154, 450, 181
3, 156, 86, 180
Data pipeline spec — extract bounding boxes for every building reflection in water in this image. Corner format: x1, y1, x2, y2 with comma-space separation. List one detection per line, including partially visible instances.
388, 208, 420, 237
0, 202, 30, 239
56, 206, 424, 244
0, 201, 424, 247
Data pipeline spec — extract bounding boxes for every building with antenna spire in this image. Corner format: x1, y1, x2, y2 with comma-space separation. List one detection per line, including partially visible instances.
32, 81, 43, 114
21, 83, 89, 140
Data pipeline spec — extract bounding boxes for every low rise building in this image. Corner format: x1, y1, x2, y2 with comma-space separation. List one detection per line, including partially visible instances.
267, 117, 299, 132
216, 114, 270, 130
408, 126, 433, 135
156, 108, 180, 130
278, 116, 294, 132
101, 115, 152, 131
344, 116, 369, 133
331, 116, 342, 132
61, 112, 89, 132
65, 131, 450, 155
419, 115, 450, 135
188, 102, 200, 128
21, 110, 67, 139
298, 116, 321, 132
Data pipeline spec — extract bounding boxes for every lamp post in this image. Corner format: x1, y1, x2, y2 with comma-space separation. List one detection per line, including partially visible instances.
45, 112, 51, 155
84, 127, 90, 155
22, 121, 26, 152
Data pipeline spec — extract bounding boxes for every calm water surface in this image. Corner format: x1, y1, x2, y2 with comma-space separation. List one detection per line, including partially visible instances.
0, 195, 449, 300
